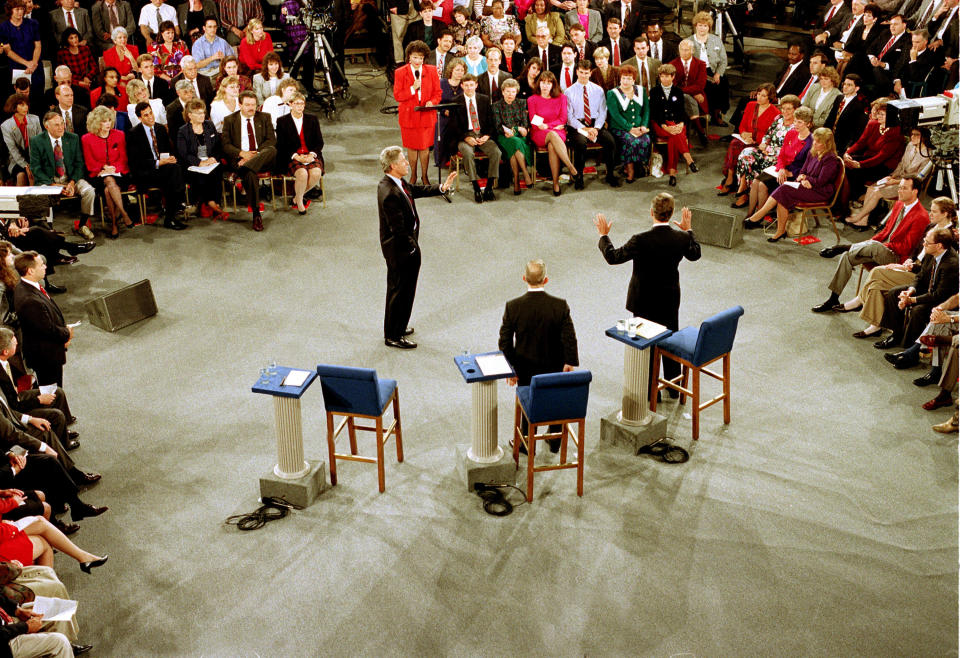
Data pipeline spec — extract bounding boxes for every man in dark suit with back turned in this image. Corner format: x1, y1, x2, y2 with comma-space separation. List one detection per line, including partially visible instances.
12, 252, 72, 388
222, 91, 276, 232
594, 192, 701, 390
127, 102, 186, 230
498, 259, 579, 453
378, 145, 457, 349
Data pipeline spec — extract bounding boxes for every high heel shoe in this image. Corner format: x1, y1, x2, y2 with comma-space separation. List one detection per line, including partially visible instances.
730, 196, 748, 209
80, 555, 108, 574
553, 185, 561, 197
513, 177, 521, 195
717, 186, 731, 196
743, 218, 764, 229
767, 233, 787, 243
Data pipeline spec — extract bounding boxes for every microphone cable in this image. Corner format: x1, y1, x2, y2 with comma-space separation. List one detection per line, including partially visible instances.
225, 496, 303, 531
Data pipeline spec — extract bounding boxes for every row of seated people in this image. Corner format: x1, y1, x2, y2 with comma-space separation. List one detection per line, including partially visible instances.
397, 36, 716, 196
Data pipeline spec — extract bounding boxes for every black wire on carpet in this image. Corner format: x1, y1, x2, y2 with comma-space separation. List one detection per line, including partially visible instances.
474, 483, 528, 516
225, 496, 303, 531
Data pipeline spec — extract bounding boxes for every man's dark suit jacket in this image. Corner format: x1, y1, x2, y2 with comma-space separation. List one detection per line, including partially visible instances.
12, 281, 69, 377
825, 94, 869, 154
29, 130, 86, 185
452, 92, 495, 139
598, 223, 701, 329
43, 85, 91, 114
0, 364, 44, 418
649, 83, 687, 126
531, 44, 563, 74
221, 111, 277, 167
571, 40, 596, 63
913, 249, 959, 306
603, 2, 643, 39
126, 122, 175, 181
139, 74, 172, 104
820, 2, 852, 42
276, 112, 325, 169
597, 35, 632, 65
775, 60, 811, 99
929, 10, 959, 57
501, 50, 526, 77
377, 175, 441, 267
402, 19, 437, 49
646, 37, 677, 65
498, 290, 579, 385
173, 73, 215, 106
869, 31, 911, 90
476, 70, 512, 102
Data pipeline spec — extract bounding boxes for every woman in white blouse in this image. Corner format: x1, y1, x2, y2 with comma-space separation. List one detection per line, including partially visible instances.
261, 79, 298, 128
125, 79, 167, 128
209, 76, 241, 133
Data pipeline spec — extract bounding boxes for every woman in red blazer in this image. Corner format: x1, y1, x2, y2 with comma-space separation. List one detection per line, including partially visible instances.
842, 100, 905, 205
102, 27, 140, 83
394, 40, 442, 185
718, 83, 780, 203
81, 105, 132, 239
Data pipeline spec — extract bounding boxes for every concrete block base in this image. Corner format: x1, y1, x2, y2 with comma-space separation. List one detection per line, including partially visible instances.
259, 459, 328, 508
599, 411, 667, 453
455, 444, 517, 492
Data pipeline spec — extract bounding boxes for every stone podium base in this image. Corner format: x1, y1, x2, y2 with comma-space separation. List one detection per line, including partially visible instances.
599, 411, 667, 453
455, 444, 517, 492
259, 459, 328, 508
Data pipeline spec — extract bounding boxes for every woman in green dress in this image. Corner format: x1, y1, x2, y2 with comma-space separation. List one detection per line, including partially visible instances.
605, 64, 651, 183
492, 78, 534, 195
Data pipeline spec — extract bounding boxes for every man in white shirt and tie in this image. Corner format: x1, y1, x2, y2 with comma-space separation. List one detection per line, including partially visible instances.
565, 60, 618, 189
51, 0, 93, 48
430, 30, 454, 75
558, 44, 577, 92
138, 0, 177, 47
534, 26, 556, 73
222, 91, 277, 231
455, 74, 500, 204
129, 103, 186, 230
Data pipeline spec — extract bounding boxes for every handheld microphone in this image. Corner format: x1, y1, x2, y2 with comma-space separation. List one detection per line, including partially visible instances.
414, 69, 420, 80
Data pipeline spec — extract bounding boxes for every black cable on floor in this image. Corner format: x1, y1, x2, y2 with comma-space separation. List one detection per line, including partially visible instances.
225, 496, 303, 531
474, 483, 527, 517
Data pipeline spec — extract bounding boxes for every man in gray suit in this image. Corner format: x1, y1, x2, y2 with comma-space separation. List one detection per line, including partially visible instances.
622, 35, 660, 91
49, 0, 93, 50
90, 0, 136, 55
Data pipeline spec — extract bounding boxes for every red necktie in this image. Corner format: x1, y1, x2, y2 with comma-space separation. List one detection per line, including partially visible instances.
833, 98, 847, 128
800, 76, 814, 99
468, 98, 479, 131
54, 139, 65, 178
578, 46, 584, 60
845, 15, 855, 30
878, 35, 896, 59
67, 10, 75, 27
824, 4, 838, 25
246, 118, 257, 150
565, 67, 572, 88
39, 285, 49, 298
613, 43, 620, 66
583, 86, 591, 124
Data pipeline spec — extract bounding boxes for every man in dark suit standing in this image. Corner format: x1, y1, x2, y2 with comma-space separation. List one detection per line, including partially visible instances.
594, 192, 701, 385
498, 258, 579, 452
377, 145, 456, 349
604, 0, 643, 40
222, 91, 277, 232
12, 252, 72, 388
127, 102, 186, 230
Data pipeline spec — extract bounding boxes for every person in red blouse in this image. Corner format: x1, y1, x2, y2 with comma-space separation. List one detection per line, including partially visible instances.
670, 39, 708, 145
102, 26, 140, 83
236, 18, 272, 74
88, 67, 129, 110
56, 29, 97, 89
394, 40, 442, 184
718, 82, 780, 206
841, 99, 905, 207
80, 105, 132, 238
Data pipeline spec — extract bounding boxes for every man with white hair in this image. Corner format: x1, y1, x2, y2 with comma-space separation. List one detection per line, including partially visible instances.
173, 55, 214, 105
42, 67, 89, 112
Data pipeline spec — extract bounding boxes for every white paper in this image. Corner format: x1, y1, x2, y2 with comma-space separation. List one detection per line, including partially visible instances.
432, 5, 443, 16
577, 127, 597, 142
731, 133, 747, 144
11, 70, 27, 83
67, 321, 81, 328
475, 354, 512, 376
38, 384, 57, 396
782, 181, 801, 188
31, 596, 77, 622
637, 319, 667, 339
530, 114, 545, 128
10, 516, 38, 530
762, 165, 778, 176
23, 186, 65, 195
282, 370, 310, 387
188, 162, 219, 174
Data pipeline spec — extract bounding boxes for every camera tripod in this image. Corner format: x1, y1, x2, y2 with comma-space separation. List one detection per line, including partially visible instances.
708, 0, 748, 69
290, 27, 349, 117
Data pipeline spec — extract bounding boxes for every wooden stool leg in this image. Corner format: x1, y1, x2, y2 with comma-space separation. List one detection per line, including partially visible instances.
559, 423, 568, 464
526, 424, 536, 502
347, 417, 358, 454
376, 415, 386, 493
326, 412, 338, 486
679, 364, 689, 405
513, 399, 522, 465
576, 420, 584, 497
392, 390, 404, 462
691, 367, 701, 440
723, 353, 731, 424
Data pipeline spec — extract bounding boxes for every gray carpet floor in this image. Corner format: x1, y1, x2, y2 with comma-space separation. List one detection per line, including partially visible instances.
36, 47, 957, 657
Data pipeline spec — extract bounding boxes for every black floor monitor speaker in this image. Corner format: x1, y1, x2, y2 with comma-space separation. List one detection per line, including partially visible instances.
690, 207, 743, 249
84, 280, 158, 332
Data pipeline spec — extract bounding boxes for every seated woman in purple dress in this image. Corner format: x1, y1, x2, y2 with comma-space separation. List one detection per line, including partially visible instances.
527, 70, 577, 195
744, 126, 842, 243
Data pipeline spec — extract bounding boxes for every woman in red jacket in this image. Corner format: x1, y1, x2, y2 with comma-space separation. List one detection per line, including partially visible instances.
237, 19, 273, 74
841, 99, 905, 206
81, 105, 132, 239
394, 40, 442, 184
717, 83, 780, 205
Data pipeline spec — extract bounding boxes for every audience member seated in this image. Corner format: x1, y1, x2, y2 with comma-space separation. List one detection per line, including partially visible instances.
812, 177, 929, 313
275, 92, 323, 214
918, 295, 959, 409
174, 55, 215, 106
875, 227, 958, 354
165, 80, 195, 154
801, 64, 841, 128
492, 77, 534, 194
128, 102, 186, 230
41, 67, 91, 116
91, 0, 136, 55
436, 58, 467, 169
0, 0, 46, 113
29, 112, 96, 230
499, 33, 525, 76
0, 218, 92, 299
452, 73, 501, 202
139, 0, 178, 49
209, 75, 240, 133
252, 52, 289, 106
845, 127, 931, 230
527, 70, 576, 196
649, 63, 697, 187
0, 244, 26, 376
734, 94, 800, 216
0, 96, 40, 187
622, 35, 658, 92
744, 105, 814, 225
136, 54, 171, 103
690, 11, 728, 127
149, 20, 189, 81
851, 197, 956, 337
88, 67, 128, 110
177, 0, 217, 46
530, 25, 561, 74
589, 47, 618, 91
93, 93, 129, 132
567, 24, 595, 63
566, 59, 617, 188
213, 56, 252, 95
564, 0, 602, 43
478, 46, 510, 102
261, 79, 298, 129
645, 20, 678, 64
773, 41, 810, 102
221, 90, 276, 231
841, 2, 885, 81
80, 106, 132, 238
192, 16, 234, 77
524, 0, 565, 45
237, 19, 272, 74
125, 79, 167, 127
517, 56, 542, 98
404, 2, 440, 51
480, 0, 520, 48
717, 83, 780, 204
450, 7, 479, 56
605, 63, 650, 185
556, 44, 580, 94
102, 26, 139, 84
669, 39, 707, 146
597, 17, 629, 67
177, 98, 228, 221
840, 99, 905, 209
825, 73, 869, 155
745, 127, 842, 242
463, 36, 488, 75
0, 516, 105, 573
56, 30, 97, 92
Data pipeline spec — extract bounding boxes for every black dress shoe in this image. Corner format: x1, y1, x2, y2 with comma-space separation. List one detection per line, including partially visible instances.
667, 388, 679, 399
72, 470, 101, 485
819, 245, 849, 258
402, 327, 414, 336
874, 335, 901, 349
163, 219, 188, 230
68, 415, 77, 425
72, 644, 93, 655
45, 282, 67, 294
473, 188, 483, 203
767, 233, 787, 243
509, 438, 527, 455
482, 186, 495, 201
605, 175, 621, 187
67, 241, 95, 254
52, 518, 80, 535
384, 337, 417, 349
79, 555, 108, 574
891, 353, 920, 369
573, 175, 584, 190
853, 329, 883, 339
914, 369, 941, 386
252, 214, 264, 231
688, 161, 699, 173
71, 503, 108, 521
65, 438, 80, 451
668, 175, 677, 186
730, 196, 748, 209
68, 430, 79, 440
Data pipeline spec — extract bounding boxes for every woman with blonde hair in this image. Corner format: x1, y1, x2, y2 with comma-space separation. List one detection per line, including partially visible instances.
589, 46, 618, 91
81, 106, 132, 238
238, 18, 273, 74
124, 79, 167, 128
209, 75, 241, 133
744, 127, 843, 242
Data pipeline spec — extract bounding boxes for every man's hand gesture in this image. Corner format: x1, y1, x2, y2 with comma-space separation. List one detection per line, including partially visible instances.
594, 213, 612, 236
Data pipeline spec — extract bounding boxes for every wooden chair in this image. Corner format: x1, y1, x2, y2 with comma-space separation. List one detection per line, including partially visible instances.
273, 175, 326, 209
513, 371, 592, 502
315, 364, 404, 493
222, 171, 278, 212
447, 151, 488, 191
794, 161, 846, 244
651, 306, 745, 440
98, 184, 142, 228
